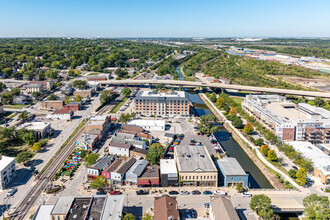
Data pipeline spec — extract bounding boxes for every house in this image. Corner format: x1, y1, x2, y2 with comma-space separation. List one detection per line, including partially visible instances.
108, 142, 132, 157
129, 147, 148, 158
138, 165, 159, 187
154, 195, 180, 220
28, 81, 53, 90
63, 101, 81, 111
75, 134, 99, 151
101, 159, 123, 184
160, 159, 178, 187
41, 100, 64, 110
46, 109, 73, 120
111, 136, 146, 149
50, 195, 124, 220
0, 156, 16, 190
13, 95, 33, 105
111, 157, 136, 185
18, 122, 53, 140
217, 158, 249, 187
21, 84, 44, 95
74, 89, 93, 99
209, 197, 239, 220
86, 155, 115, 179
125, 159, 148, 185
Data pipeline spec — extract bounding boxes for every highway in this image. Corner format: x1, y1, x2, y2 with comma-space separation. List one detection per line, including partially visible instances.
99, 79, 330, 98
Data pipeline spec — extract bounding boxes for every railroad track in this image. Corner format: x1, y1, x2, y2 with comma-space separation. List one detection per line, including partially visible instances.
10, 126, 85, 220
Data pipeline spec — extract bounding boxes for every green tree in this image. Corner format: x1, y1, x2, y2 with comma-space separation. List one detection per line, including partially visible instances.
209, 93, 217, 102
22, 131, 36, 146
288, 169, 297, 179
260, 145, 270, 156
303, 194, 330, 220
229, 107, 237, 115
32, 91, 42, 100
267, 150, 277, 161
243, 122, 254, 134
46, 93, 59, 101
16, 151, 34, 163
232, 117, 243, 128
250, 194, 274, 220
32, 142, 42, 152
142, 213, 154, 220
122, 88, 132, 97
146, 143, 164, 165
0, 82, 6, 92
314, 97, 325, 107
235, 183, 244, 192
18, 111, 29, 122
3, 67, 13, 76
119, 113, 134, 124
122, 213, 135, 220
100, 90, 115, 104
75, 95, 83, 102
72, 80, 87, 90
216, 96, 225, 108
255, 138, 264, 146
90, 176, 107, 189
296, 168, 307, 186
155, 83, 164, 91
84, 153, 99, 166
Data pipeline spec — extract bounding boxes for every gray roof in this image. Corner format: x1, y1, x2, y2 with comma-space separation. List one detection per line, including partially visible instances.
126, 159, 148, 176
217, 158, 248, 176
175, 145, 217, 172
114, 157, 136, 175
135, 90, 189, 102
101, 195, 125, 220
210, 197, 239, 220
109, 141, 131, 150
51, 197, 74, 215
115, 132, 135, 140
33, 205, 54, 220
90, 155, 115, 170
111, 136, 144, 146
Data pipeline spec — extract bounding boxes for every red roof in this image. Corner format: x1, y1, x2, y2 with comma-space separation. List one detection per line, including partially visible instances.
52, 109, 71, 114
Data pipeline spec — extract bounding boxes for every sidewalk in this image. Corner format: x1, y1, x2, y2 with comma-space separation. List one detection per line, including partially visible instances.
201, 93, 304, 191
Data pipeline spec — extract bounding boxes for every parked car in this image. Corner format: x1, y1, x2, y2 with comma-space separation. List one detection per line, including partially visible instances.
185, 210, 192, 218
28, 166, 35, 172
292, 166, 299, 171
7, 188, 17, 197
136, 190, 149, 195
190, 139, 196, 143
189, 143, 195, 146
241, 192, 252, 197
192, 190, 201, 195
204, 203, 210, 208
180, 190, 190, 195
203, 190, 212, 195
191, 209, 197, 218
96, 190, 106, 195
169, 191, 179, 195
214, 190, 227, 195
110, 191, 122, 195
168, 147, 174, 152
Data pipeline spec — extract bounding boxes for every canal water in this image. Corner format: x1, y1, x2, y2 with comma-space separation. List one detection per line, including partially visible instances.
188, 92, 273, 189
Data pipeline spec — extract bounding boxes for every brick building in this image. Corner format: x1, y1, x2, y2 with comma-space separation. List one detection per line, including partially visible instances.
41, 100, 64, 110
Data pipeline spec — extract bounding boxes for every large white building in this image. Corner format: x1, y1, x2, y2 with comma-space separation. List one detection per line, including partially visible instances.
127, 119, 166, 131
0, 156, 16, 190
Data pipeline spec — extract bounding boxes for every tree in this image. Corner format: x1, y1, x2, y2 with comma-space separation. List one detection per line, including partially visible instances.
243, 122, 254, 134
114, 68, 128, 78
90, 176, 107, 189
288, 169, 297, 179
216, 96, 225, 108
146, 143, 164, 165
72, 80, 87, 90
232, 117, 243, 128
296, 168, 307, 186
32, 91, 42, 100
119, 113, 133, 124
314, 97, 325, 107
84, 153, 99, 166
18, 111, 29, 122
223, 105, 230, 114
32, 143, 42, 152
229, 107, 237, 115
16, 151, 34, 163
209, 93, 217, 102
0, 82, 6, 92
3, 67, 13, 76
303, 194, 330, 220
260, 145, 270, 156
255, 138, 264, 146
122, 88, 132, 97
235, 183, 244, 192
46, 93, 59, 101
75, 95, 83, 102
267, 150, 277, 161
100, 90, 115, 104
250, 194, 274, 220
21, 131, 36, 146
155, 83, 164, 91
142, 213, 154, 220
122, 213, 135, 220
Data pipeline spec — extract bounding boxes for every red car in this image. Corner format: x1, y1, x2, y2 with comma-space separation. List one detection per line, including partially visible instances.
110, 191, 122, 195
168, 147, 174, 152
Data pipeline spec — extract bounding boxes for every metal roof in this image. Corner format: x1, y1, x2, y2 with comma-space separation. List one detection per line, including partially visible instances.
217, 158, 248, 176
126, 159, 148, 176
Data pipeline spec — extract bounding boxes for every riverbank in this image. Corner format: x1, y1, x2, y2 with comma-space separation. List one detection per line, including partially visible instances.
199, 93, 288, 189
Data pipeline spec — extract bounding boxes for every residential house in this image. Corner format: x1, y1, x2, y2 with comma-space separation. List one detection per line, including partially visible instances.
108, 142, 132, 157
154, 195, 180, 220
111, 157, 136, 185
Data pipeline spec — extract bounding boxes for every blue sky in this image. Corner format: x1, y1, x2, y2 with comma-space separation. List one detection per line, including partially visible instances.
0, 0, 329, 38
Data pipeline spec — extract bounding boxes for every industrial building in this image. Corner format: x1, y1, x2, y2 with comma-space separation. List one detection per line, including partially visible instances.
242, 95, 330, 143
174, 145, 218, 186
134, 90, 191, 117
217, 158, 249, 187
0, 156, 16, 190
160, 159, 178, 187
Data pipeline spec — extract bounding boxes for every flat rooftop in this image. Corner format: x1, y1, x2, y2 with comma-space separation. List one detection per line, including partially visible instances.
51, 197, 74, 215
137, 90, 187, 98
266, 102, 307, 120
89, 115, 108, 121
33, 205, 54, 220
140, 165, 159, 179
18, 122, 50, 130
76, 133, 98, 145
86, 121, 105, 126
67, 197, 92, 220
101, 195, 125, 220
111, 136, 144, 146
175, 145, 217, 173
128, 119, 165, 127
160, 159, 178, 175
88, 196, 106, 220
0, 156, 15, 171
217, 158, 248, 176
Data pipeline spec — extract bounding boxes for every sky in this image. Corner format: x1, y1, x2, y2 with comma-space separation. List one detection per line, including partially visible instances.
0, 0, 329, 38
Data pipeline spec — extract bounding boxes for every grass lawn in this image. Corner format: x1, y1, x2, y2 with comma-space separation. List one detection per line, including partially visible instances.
88, 72, 99, 76
231, 97, 244, 105
7, 112, 18, 119
4, 104, 30, 109
109, 97, 128, 113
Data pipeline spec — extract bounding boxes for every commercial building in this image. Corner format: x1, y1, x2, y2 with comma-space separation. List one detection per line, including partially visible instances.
108, 142, 131, 157
134, 90, 190, 117
111, 157, 136, 185
75, 134, 99, 151
242, 95, 330, 143
85, 120, 108, 139
18, 122, 53, 140
86, 155, 115, 179
50, 195, 124, 220
138, 165, 159, 186
160, 159, 178, 187
41, 100, 64, 110
217, 158, 248, 187
154, 195, 180, 220
127, 119, 166, 131
21, 84, 44, 95
32, 205, 54, 220
101, 159, 123, 184
28, 81, 53, 90
125, 159, 148, 185
288, 141, 330, 185
46, 109, 73, 120
0, 156, 16, 190
129, 147, 148, 158
74, 89, 93, 99
111, 136, 146, 149
174, 145, 218, 186
122, 125, 144, 133
63, 102, 81, 111
209, 197, 239, 220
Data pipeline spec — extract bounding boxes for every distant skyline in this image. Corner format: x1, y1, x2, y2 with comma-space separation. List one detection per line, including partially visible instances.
0, 0, 329, 38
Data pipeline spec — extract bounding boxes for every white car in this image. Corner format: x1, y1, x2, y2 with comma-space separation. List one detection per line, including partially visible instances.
241, 192, 252, 197
213, 190, 227, 195
7, 188, 17, 197
180, 190, 190, 195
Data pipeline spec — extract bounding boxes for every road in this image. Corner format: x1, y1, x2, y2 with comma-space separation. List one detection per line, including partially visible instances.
99, 79, 330, 98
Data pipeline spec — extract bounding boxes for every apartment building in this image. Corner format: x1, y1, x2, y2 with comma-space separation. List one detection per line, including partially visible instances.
134, 90, 190, 117
242, 95, 330, 143
174, 145, 218, 186
41, 100, 64, 110
21, 84, 44, 95
0, 156, 16, 190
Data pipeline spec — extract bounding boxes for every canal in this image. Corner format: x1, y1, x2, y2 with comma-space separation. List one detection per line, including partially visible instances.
188, 92, 273, 189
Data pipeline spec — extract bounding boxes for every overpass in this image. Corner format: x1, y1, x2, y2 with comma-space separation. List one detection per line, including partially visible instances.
99, 79, 330, 98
